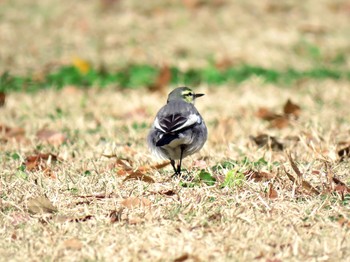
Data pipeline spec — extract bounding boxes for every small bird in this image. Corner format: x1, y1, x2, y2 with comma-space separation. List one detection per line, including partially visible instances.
147, 87, 208, 176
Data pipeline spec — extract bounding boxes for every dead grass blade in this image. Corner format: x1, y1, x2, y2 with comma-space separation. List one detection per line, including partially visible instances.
287, 153, 303, 178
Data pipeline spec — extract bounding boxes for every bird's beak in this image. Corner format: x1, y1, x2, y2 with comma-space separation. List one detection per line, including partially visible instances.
194, 93, 205, 98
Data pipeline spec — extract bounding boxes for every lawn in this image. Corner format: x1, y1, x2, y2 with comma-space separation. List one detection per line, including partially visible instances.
1, 0, 350, 261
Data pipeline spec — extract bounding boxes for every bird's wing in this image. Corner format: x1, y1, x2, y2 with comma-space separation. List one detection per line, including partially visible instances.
154, 113, 201, 133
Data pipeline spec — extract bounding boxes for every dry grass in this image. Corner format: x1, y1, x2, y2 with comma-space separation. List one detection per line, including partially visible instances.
1, 81, 350, 261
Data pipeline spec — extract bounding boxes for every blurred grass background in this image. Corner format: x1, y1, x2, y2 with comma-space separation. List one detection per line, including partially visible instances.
0, 0, 350, 90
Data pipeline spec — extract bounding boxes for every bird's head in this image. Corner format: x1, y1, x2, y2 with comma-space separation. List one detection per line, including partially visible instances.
167, 87, 204, 104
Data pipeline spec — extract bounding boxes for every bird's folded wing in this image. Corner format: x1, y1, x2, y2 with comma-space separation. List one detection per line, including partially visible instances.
155, 113, 201, 133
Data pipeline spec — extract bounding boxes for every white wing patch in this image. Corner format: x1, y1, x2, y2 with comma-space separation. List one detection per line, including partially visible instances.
154, 117, 166, 132
171, 113, 201, 132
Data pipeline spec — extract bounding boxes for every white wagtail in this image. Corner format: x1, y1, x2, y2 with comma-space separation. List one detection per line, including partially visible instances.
147, 87, 208, 176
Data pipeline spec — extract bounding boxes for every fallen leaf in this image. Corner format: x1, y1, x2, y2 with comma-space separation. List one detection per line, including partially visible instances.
288, 154, 320, 194
270, 116, 290, 129
283, 166, 320, 195
174, 253, 190, 262
123, 171, 155, 183
338, 217, 350, 227
244, 170, 275, 182
215, 57, 234, 71
332, 176, 350, 192
24, 153, 59, 178
72, 57, 91, 74
256, 107, 282, 121
148, 65, 171, 94
250, 134, 284, 151
0, 124, 25, 142
268, 184, 278, 199
138, 161, 171, 172
159, 189, 176, 196
24, 153, 58, 171
27, 196, 58, 214
110, 208, 124, 223
283, 99, 301, 118
36, 129, 66, 146
63, 238, 83, 250
120, 197, 151, 209
0, 92, 5, 107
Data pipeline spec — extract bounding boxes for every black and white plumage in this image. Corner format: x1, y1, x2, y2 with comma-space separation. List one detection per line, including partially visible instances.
147, 87, 208, 176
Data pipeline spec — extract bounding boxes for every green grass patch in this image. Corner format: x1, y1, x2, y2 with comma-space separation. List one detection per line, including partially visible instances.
1, 64, 350, 92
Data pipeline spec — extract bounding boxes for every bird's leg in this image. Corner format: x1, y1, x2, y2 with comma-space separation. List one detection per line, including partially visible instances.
170, 159, 178, 176
177, 146, 185, 175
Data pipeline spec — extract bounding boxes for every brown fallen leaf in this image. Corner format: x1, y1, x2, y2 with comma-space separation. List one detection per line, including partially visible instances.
0, 124, 25, 142
123, 172, 155, 183
338, 217, 350, 228
174, 253, 201, 262
27, 196, 58, 214
287, 154, 320, 195
244, 170, 275, 182
63, 238, 83, 250
250, 134, 284, 151
148, 65, 171, 94
0, 92, 5, 107
120, 197, 151, 209
270, 116, 290, 129
159, 189, 176, 196
174, 253, 190, 262
283, 166, 320, 195
332, 176, 350, 191
268, 184, 278, 199
36, 129, 66, 146
215, 57, 234, 71
256, 107, 282, 121
137, 161, 170, 172
283, 99, 301, 118
24, 153, 58, 170
110, 208, 124, 223
24, 153, 59, 179
115, 159, 169, 178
